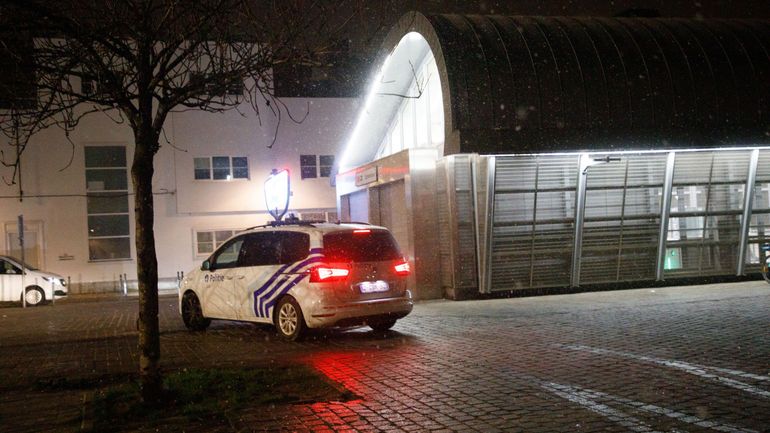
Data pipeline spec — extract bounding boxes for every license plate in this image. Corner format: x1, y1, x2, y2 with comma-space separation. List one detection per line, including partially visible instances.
358, 280, 389, 293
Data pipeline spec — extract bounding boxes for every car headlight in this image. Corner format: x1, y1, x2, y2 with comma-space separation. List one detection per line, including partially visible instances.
42, 277, 66, 286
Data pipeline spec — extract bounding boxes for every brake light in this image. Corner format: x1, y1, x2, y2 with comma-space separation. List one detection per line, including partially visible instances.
353, 229, 371, 235
394, 259, 410, 276
310, 264, 350, 283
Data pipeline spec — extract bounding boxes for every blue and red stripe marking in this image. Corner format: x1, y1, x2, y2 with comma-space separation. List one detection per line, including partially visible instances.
252, 248, 324, 319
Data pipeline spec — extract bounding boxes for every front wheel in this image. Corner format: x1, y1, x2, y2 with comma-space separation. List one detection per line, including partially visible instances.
275, 297, 305, 341
23, 287, 45, 306
182, 292, 210, 331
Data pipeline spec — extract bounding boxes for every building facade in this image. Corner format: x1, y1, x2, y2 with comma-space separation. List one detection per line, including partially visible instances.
0, 96, 356, 293
336, 13, 770, 300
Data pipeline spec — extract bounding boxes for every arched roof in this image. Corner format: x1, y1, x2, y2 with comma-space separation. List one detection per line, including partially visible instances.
379, 12, 770, 155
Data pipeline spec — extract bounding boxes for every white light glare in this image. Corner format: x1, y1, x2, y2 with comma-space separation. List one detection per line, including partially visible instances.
339, 52, 392, 171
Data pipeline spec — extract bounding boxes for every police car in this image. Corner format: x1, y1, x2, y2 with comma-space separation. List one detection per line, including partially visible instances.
178, 221, 413, 340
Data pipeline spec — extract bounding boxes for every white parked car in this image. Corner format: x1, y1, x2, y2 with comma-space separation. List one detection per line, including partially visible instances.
0, 255, 68, 306
179, 222, 413, 340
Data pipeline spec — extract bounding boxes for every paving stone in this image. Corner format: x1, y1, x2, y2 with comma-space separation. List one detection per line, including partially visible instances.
0, 283, 769, 432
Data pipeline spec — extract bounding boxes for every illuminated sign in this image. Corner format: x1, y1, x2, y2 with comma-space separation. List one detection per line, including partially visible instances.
355, 166, 378, 186
264, 169, 290, 221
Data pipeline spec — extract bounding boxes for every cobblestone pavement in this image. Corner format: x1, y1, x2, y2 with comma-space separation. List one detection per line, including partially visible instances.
1, 282, 769, 432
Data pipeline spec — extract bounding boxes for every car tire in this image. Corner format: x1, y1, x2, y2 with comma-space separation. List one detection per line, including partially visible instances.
22, 286, 45, 306
275, 296, 305, 341
181, 292, 211, 331
369, 318, 397, 332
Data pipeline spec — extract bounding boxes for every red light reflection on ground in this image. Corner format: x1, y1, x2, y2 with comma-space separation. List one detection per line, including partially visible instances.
304, 351, 371, 430
305, 351, 369, 398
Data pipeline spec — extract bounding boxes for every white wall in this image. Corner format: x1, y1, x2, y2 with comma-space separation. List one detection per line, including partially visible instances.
0, 97, 359, 290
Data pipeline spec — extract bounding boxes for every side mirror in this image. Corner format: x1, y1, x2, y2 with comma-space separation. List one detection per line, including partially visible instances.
201, 260, 211, 271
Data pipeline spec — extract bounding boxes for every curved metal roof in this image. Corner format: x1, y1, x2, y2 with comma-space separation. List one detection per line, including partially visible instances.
382, 12, 770, 154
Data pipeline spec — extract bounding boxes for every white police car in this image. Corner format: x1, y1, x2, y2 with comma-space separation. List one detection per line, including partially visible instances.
178, 221, 413, 340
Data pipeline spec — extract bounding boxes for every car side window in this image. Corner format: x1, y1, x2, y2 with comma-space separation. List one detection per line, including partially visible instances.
211, 236, 245, 270
239, 232, 282, 267
0, 260, 19, 275
280, 232, 310, 264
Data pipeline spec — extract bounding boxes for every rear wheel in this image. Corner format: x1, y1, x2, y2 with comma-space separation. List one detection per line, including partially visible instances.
23, 287, 45, 306
275, 297, 305, 341
369, 318, 397, 332
182, 292, 210, 331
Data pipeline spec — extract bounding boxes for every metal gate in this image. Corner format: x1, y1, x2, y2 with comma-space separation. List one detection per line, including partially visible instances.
479, 148, 770, 293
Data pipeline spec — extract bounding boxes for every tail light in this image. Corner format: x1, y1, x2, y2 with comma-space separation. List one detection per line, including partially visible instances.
310, 264, 350, 283
394, 258, 411, 276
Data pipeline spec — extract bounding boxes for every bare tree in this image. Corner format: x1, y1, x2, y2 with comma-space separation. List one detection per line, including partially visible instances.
0, 0, 366, 404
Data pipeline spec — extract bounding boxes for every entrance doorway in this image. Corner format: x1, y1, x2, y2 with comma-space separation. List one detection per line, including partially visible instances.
4, 220, 45, 269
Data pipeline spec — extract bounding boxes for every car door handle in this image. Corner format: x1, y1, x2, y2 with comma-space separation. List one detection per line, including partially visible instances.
236, 276, 245, 280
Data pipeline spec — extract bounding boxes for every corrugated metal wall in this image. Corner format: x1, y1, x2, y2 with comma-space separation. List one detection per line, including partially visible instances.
490, 155, 577, 289
436, 155, 478, 296
473, 148, 770, 293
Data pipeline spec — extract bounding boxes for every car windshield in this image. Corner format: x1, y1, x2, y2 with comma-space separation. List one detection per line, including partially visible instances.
322, 230, 402, 262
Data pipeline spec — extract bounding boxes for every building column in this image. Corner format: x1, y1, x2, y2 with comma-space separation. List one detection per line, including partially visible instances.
656, 152, 676, 281
571, 154, 590, 288
737, 149, 760, 275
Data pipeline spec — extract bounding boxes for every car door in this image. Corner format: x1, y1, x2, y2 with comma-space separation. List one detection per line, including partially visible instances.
199, 236, 245, 319
0, 259, 23, 302
259, 231, 313, 320
234, 231, 285, 321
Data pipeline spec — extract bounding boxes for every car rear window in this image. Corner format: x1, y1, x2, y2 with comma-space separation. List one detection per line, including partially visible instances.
322, 230, 402, 262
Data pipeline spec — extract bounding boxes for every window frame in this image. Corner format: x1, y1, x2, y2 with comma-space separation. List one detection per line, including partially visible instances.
85, 145, 132, 262
194, 228, 237, 258
193, 156, 250, 181
210, 236, 245, 270
300, 154, 318, 180
319, 155, 335, 178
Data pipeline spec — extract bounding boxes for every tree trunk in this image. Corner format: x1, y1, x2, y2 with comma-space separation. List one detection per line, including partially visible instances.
133, 128, 162, 404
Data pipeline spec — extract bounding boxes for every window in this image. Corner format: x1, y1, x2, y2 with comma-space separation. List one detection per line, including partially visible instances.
319, 155, 335, 178
300, 155, 334, 179
300, 155, 317, 179
239, 233, 282, 267
189, 72, 244, 96
323, 230, 402, 262
0, 259, 21, 275
280, 232, 310, 263
211, 236, 244, 269
272, 46, 367, 98
0, 36, 36, 109
85, 146, 131, 261
195, 229, 235, 256
81, 74, 106, 97
193, 156, 249, 180
239, 232, 309, 267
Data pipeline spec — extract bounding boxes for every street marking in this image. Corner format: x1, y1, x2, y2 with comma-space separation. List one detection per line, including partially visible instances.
705, 366, 770, 382
559, 344, 770, 399
539, 381, 665, 433
544, 382, 759, 433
